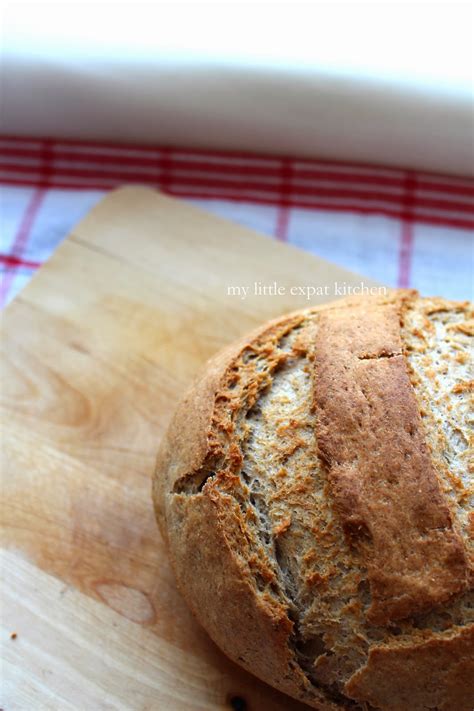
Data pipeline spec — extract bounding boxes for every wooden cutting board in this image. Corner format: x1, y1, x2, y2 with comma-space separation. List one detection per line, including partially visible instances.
0, 187, 380, 711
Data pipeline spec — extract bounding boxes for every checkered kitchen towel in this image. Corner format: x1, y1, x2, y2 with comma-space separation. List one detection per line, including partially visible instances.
1, 136, 473, 307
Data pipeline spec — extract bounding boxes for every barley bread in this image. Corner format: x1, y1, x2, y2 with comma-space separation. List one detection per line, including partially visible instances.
153, 290, 473, 710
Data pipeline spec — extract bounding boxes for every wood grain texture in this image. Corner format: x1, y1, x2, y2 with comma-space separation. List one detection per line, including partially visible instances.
0, 187, 378, 710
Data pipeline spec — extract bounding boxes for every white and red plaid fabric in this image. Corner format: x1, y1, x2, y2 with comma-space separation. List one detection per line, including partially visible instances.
1, 136, 473, 307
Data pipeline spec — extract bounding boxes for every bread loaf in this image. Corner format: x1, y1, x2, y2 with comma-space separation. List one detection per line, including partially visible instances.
153, 290, 473, 710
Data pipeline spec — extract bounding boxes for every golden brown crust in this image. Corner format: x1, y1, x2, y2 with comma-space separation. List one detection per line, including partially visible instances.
154, 310, 339, 709
153, 310, 305, 531
345, 625, 474, 711
311, 302, 470, 625
166, 484, 339, 710
153, 291, 473, 711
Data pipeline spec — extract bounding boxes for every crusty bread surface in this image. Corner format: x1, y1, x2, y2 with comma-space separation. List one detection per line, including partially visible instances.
153, 291, 473, 711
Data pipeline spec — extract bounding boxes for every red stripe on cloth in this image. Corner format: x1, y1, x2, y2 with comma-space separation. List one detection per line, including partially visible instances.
41, 138, 55, 184
3, 135, 474, 193
0, 145, 405, 186
0, 187, 46, 303
166, 188, 474, 231
4, 143, 474, 197
397, 172, 416, 288
4, 133, 474, 182
1, 174, 474, 231
158, 146, 173, 191
1, 160, 473, 215
0, 254, 42, 269
0, 176, 116, 191
9, 188, 47, 260
0, 141, 52, 305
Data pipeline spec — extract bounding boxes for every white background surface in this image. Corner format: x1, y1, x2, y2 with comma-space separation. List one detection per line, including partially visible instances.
1, 1, 473, 173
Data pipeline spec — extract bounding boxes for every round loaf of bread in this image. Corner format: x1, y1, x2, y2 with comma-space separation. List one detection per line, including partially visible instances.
153, 291, 473, 711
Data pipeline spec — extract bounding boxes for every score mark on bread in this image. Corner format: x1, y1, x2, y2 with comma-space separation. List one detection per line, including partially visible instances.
312, 303, 470, 627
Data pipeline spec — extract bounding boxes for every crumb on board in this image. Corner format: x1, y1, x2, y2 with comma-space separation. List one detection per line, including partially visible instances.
10, 632, 17, 640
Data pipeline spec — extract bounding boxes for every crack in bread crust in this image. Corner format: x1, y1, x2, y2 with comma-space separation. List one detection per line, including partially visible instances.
153, 292, 474, 711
